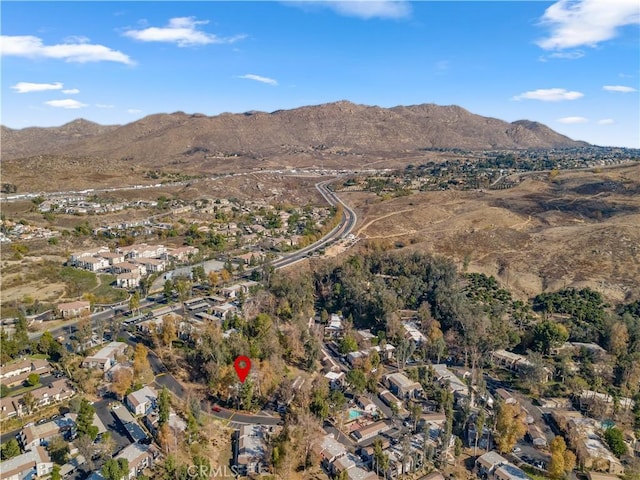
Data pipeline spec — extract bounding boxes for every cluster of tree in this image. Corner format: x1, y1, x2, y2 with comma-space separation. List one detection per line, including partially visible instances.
181, 270, 320, 410
313, 252, 526, 376
1, 320, 63, 365
533, 288, 607, 344
0, 438, 21, 460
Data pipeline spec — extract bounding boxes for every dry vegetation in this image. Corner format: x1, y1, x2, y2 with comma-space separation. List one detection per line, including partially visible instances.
346, 163, 640, 303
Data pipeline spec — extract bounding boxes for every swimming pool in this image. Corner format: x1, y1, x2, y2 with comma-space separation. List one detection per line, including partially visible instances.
348, 409, 363, 420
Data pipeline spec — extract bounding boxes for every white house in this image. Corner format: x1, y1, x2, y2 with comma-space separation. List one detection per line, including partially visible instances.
126, 386, 158, 416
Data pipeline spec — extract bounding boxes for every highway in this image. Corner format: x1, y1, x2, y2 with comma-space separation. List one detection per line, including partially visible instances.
270, 178, 357, 270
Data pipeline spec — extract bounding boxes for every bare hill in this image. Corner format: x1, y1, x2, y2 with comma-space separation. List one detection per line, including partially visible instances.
1, 119, 119, 159
1, 101, 587, 165
348, 163, 640, 303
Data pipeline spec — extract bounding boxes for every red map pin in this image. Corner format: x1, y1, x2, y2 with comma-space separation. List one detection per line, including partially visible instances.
234, 356, 251, 383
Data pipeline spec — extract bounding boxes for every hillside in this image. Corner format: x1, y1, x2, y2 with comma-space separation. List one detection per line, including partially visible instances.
1, 101, 586, 165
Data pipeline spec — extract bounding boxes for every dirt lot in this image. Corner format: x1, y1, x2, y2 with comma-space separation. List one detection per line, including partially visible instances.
345, 164, 640, 303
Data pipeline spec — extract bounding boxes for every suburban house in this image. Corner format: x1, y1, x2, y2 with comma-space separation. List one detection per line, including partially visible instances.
325, 314, 344, 338
79, 256, 110, 272
351, 420, 392, 443
126, 386, 158, 416
333, 453, 378, 480
402, 322, 427, 345
19, 415, 76, 450
0, 397, 19, 421
357, 396, 378, 415
212, 303, 237, 320
116, 243, 166, 260
0, 358, 50, 387
136, 258, 166, 274
491, 350, 550, 382
14, 379, 75, 415
56, 300, 91, 319
379, 390, 403, 411
81, 342, 127, 371
116, 271, 142, 289
114, 443, 157, 479
0, 446, 53, 480
432, 364, 469, 404
551, 410, 624, 475
164, 246, 199, 262
385, 372, 423, 399
324, 371, 345, 390
233, 424, 270, 476
314, 433, 348, 472
69, 247, 109, 265
475, 451, 531, 480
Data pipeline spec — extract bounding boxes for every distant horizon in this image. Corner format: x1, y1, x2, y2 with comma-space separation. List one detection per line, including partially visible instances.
1, 99, 633, 149
2, 1, 639, 147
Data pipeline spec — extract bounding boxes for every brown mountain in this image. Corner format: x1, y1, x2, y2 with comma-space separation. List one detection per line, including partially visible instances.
1, 119, 119, 160
1, 101, 587, 164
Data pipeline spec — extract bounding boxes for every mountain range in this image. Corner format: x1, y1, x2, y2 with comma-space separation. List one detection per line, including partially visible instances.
1, 101, 587, 166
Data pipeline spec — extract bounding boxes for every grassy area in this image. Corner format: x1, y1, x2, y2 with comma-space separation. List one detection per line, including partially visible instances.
28, 353, 48, 360
59, 266, 98, 295
93, 274, 128, 304
9, 382, 43, 397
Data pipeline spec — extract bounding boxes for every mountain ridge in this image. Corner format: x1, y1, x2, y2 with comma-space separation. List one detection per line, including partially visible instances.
1, 101, 589, 164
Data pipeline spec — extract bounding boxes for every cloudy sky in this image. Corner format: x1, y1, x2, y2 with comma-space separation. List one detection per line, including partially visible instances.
1, 1, 639, 147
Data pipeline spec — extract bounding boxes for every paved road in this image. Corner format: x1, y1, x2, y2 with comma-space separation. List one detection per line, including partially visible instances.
270, 179, 357, 270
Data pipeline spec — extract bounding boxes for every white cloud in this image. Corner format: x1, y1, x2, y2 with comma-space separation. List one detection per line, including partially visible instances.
1, 35, 134, 64
62, 88, 80, 94
597, 118, 615, 125
238, 74, 278, 86
539, 50, 585, 61
537, 0, 640, 50
45, 99, 88, 109
557, 116, 589, 124
285, 1, 411, 19
512, 88, 584, 102
123, 17, 245, 47
127, 109, 142, 114
96, 104, 115, 109
603, 85, 637, 93
11, 81, 63, 93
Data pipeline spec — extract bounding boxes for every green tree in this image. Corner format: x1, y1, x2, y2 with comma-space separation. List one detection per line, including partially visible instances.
102, 458, 130, 480
77, 398, 99, 440
339, 335, 358, 354
1, 438, 21, 460
26, 373, 40, 386
47, 435, 70, 464
51, 465, 62, 480
158, 387, 171, 426
532, 320, 569, 354
0, 384, 10, 398
604, 427, 627, 457
163, 279, 173, 300
346, 368, 367, 394
13, 312, 29, 354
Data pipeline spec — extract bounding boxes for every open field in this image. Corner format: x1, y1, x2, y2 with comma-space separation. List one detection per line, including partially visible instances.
345, 163, 640, 303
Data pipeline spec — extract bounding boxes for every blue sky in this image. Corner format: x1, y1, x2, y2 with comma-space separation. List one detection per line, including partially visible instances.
1, 1, 639, 147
